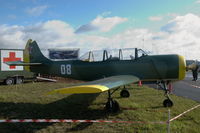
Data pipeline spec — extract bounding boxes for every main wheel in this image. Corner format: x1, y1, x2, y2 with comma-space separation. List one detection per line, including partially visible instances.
5, 78, 14, 85
105, 100, 120, 113
120, 90, 130, 98
163, 99, 173, 107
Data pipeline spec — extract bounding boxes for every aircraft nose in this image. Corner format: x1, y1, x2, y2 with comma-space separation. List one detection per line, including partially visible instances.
178, 55, 186, 80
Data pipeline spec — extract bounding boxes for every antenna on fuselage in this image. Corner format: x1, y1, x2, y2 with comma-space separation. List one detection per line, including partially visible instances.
135, 48, 138, 59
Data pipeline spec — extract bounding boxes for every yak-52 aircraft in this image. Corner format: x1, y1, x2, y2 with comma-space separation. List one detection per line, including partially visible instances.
7, 39, 186, 112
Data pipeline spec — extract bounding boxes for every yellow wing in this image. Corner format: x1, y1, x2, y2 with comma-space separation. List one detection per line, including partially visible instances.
47, 75, 139, 94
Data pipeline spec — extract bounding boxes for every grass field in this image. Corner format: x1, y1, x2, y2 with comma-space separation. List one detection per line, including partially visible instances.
0, 80, 199, 133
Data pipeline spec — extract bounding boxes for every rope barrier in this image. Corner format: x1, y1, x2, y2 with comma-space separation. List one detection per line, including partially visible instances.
0, 119, 167, 124
170, 104, 200, 122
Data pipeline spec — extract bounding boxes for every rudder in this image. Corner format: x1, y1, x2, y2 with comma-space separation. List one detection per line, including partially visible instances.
24, 39, 50, 71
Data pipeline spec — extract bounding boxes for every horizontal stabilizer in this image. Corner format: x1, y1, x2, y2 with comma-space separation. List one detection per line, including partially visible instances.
47, 75, 139, 94
5, 61, 42, 66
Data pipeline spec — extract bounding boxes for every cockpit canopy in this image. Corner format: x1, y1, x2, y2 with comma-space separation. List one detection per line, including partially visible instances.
79, 48, 148, 62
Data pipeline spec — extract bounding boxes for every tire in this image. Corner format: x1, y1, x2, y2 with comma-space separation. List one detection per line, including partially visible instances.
120, 90, 130, 98
105, 100, 120, 113
5, 78, 14, 85
163, 99, 173, 107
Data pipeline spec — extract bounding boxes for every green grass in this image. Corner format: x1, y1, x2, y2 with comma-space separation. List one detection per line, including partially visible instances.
0, 81, 199, 133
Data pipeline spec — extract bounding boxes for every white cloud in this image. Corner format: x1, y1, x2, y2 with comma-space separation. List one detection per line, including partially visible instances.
92, 16, 128, 32
196, 0, 200, 4
75, 24, 98, 34
0, 20, 153, 56
26, 5, 48, 16
168, 14, 200, 34
0, 20, 75, 50
75, 16, 128, 33
154, 13, 200, 59
149, 16, 163, 21
0, 25, 25, 49
1, 13, 200, 60
101, 11, 112, 17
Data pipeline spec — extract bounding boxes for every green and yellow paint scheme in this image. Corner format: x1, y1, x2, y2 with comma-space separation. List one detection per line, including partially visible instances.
20, 39, 186, 94
6, 39, 187, 111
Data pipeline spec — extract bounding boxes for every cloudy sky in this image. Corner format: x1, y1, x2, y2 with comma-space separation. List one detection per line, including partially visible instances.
0, 0, 200, 59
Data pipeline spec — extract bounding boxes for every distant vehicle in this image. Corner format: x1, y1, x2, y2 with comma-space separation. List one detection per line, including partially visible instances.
0, 49, 35, 85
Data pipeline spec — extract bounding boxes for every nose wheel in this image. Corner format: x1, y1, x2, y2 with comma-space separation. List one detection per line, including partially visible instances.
163, 99, 173, 107
158, 81, 174, 108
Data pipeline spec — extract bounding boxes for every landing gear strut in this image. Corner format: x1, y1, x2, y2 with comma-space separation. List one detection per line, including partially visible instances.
158, 81, 173, 107
105, 90, 120, 113
105, 86, 130, 112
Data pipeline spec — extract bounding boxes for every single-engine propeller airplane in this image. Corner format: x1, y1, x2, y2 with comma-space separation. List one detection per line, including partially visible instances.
7, 39, 187, 112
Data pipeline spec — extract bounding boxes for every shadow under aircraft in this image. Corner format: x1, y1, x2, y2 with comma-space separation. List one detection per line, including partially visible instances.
0, 93, 110, 132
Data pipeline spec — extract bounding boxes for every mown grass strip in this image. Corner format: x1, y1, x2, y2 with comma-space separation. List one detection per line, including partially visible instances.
0, 82, 199, 133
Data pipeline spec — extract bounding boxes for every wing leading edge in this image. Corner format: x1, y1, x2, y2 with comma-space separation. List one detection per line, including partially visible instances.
48, 75, 139, 94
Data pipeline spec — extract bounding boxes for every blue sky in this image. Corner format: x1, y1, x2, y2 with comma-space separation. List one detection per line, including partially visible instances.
0, 0, 196, 28
1, 0, 200, 59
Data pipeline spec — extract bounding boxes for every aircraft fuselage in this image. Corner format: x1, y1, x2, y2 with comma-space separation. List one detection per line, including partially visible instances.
31, 54, 185, 82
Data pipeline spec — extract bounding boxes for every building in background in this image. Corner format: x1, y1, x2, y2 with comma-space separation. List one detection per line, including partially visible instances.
48, 48, 80, 60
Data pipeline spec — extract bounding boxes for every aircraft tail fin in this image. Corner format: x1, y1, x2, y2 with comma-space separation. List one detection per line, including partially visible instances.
24, 39, 50, 71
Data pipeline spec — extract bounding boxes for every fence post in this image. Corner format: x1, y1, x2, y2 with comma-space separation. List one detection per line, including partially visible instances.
15, 75, 18, 89
167, 109, 170, 133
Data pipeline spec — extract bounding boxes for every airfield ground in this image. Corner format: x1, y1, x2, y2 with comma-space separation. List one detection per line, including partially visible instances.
0, 80, 199, 133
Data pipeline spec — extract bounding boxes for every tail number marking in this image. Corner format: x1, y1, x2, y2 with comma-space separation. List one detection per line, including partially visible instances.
61, 64, 71, 75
